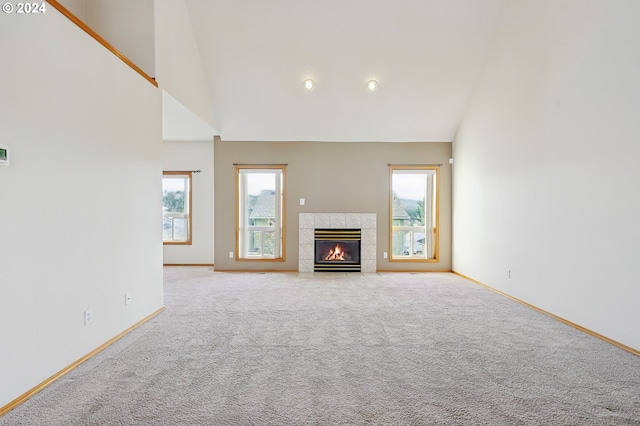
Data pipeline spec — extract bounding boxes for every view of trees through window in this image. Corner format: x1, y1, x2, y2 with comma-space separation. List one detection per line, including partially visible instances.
396, 198, 426, 226
163, 189, 185, 213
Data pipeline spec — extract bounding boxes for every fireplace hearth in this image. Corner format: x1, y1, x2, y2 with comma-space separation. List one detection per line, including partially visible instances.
314, 229, 361, 272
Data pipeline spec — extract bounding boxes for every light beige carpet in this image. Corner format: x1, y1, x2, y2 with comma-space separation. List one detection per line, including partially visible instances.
2, 268, 640, 425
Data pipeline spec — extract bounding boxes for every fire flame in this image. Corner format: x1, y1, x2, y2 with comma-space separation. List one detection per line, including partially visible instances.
325, 244, 346, 261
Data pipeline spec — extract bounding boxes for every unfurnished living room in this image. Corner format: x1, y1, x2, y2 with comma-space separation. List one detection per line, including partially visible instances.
1, 0, 639, 424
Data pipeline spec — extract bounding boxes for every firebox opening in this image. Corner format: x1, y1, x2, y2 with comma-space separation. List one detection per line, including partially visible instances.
314, 229, 361, 272
325, 244, 347, 261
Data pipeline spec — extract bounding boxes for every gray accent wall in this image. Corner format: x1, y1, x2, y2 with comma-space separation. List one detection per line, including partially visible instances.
214, 139, 452, 271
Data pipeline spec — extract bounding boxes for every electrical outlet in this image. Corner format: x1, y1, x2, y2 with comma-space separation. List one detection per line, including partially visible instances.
84, 310, 93, 325
383, 252, 388, 259
229, 251, 234, 258
506, 269, 511, 279
125, 292, 132, 305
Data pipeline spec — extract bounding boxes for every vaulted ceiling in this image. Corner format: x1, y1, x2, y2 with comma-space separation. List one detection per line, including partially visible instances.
183, 0, 506, 142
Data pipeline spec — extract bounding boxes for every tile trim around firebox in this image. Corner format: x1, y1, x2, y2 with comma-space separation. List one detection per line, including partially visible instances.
299, 213, 376, 273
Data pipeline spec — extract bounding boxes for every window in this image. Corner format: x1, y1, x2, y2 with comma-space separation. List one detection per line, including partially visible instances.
236, 165, 285, 260
162, 172, 192, 244
390, 166, 439, 261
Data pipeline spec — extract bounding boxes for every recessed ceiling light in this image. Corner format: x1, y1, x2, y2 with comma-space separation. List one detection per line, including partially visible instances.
303, 79, 314, 90
366, 80, 378, 91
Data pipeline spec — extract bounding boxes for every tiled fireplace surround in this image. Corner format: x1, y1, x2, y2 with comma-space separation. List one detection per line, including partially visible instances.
298, 213, 377, 273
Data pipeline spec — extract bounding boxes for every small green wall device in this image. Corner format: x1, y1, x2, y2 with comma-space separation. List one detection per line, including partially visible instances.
0, 145, 8, 166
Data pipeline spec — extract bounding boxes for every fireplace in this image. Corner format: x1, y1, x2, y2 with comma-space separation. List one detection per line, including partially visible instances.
314, 229, 361, 272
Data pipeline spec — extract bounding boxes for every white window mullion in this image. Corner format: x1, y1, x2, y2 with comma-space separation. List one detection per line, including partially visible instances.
425, 173, 434, 259
274, 171, 282, 258
240, 173, 249, 258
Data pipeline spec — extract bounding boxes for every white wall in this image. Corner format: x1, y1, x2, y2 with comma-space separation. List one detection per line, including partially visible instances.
154, 0, 217, 130
0, 8, 163, 408
453, 0, 640, 351
163, 141, 215, 265
84, 0, 155, 77
57, 0, 86, 20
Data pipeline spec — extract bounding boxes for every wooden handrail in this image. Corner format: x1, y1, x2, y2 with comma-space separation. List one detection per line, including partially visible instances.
46, 0, 158, 88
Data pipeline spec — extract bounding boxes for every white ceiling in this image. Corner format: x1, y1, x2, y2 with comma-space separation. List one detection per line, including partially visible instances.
184, 0, 507, 142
